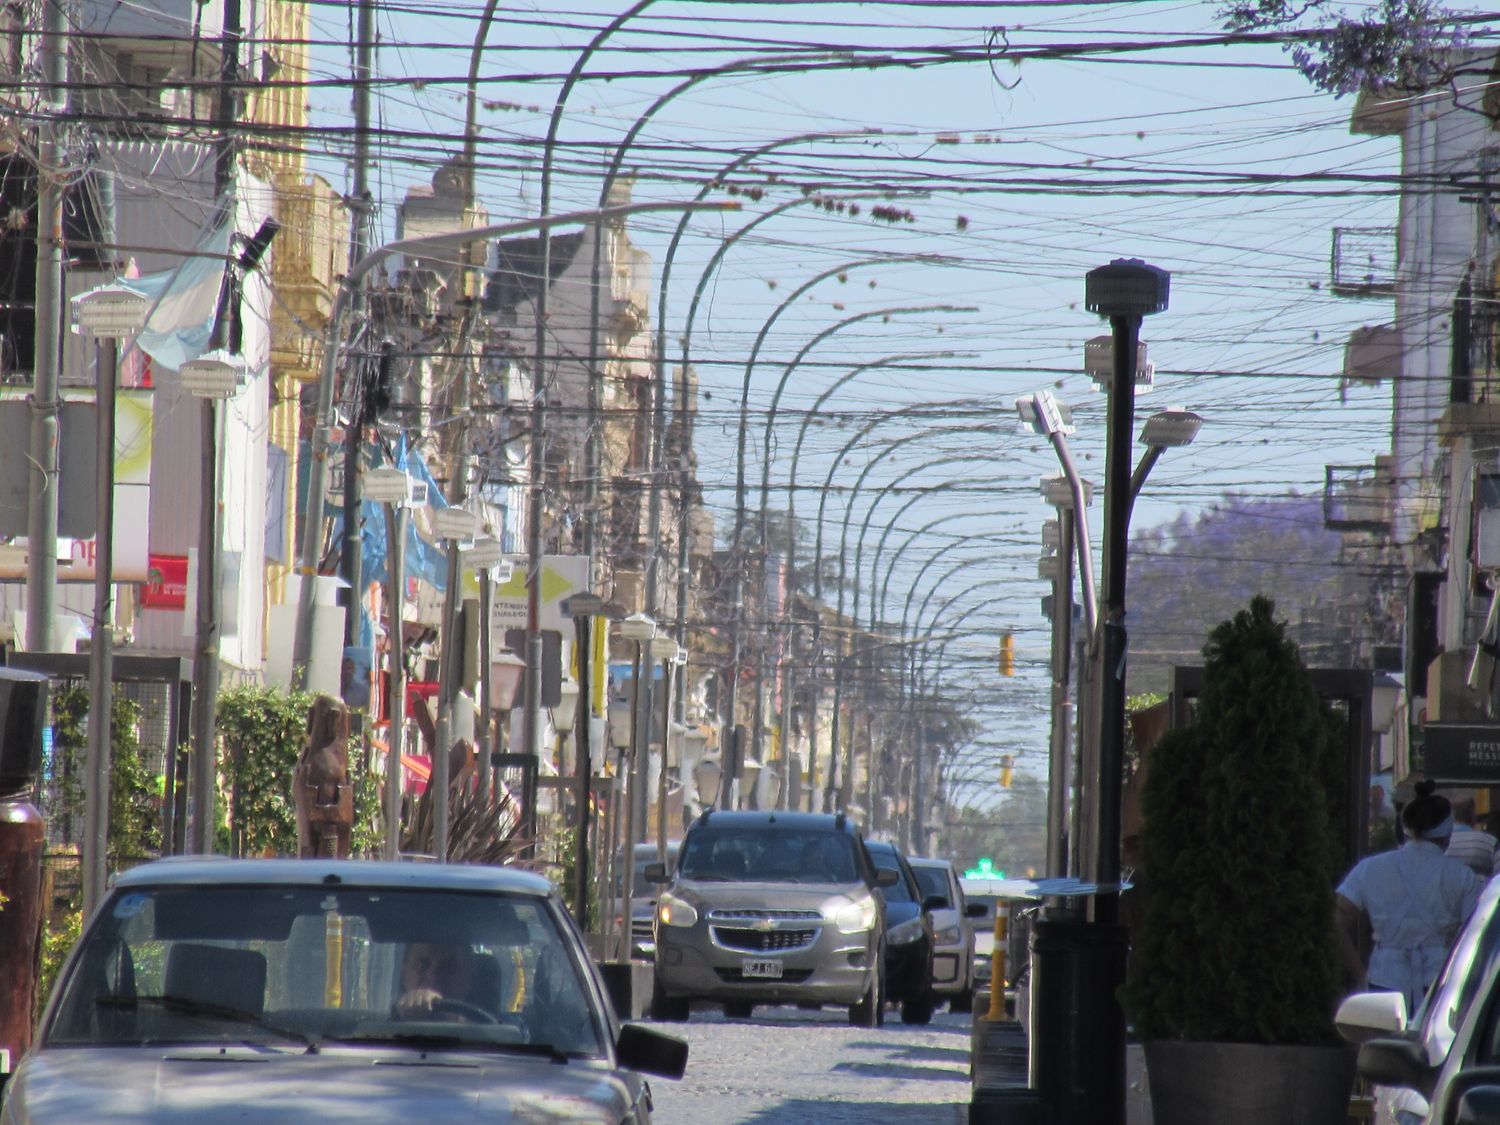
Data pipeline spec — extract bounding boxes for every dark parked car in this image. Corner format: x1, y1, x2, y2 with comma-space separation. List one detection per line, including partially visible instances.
1, 857, 687, 1124
647, 810, 896, 1027
865, 840, 939, 1025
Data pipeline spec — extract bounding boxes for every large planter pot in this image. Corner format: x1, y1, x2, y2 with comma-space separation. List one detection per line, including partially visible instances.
1145, 1040, 1356, 1125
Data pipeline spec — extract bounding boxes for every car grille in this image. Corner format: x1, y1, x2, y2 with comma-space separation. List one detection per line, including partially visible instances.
631, 918, 654, 939
708, 909, 823, 922
715, 967, 814, 984
712, 926, 817, 953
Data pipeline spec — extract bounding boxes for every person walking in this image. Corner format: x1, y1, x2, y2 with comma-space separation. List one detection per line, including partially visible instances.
1444, 795, 1497, 879
1336, 781, 1484, 1014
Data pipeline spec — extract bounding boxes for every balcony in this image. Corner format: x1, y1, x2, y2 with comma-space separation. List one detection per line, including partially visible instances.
1324, 463, 1391, 533
75, 0, 225, 83
1330, 227, 1397, 297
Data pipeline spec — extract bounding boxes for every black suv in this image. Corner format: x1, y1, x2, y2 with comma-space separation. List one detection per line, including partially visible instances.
646, 810, 897, 1025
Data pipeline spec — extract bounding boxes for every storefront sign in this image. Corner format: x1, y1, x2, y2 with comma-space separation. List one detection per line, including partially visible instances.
140, 553, 188, 609
1421, 722, 1500, 784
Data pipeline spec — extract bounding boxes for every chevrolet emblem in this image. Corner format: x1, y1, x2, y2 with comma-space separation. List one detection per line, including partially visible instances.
755, 918, 775, 932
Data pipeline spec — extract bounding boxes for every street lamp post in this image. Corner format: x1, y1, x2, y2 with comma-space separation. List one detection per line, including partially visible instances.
561, 591, 605, 931
360, 466, 415, 859
72, 281, 148, 915
650, 637, 685, 862
617, 611, 656, 955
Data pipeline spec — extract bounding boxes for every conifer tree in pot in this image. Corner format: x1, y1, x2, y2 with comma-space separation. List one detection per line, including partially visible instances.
1122, 596, 1355, 1123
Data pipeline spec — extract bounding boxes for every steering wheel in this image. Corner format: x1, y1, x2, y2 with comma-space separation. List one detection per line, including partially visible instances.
430, 998, 500, 1025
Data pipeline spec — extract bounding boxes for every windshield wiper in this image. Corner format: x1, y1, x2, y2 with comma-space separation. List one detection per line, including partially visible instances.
96, 994, 313, 1046
338, 1031, 588, 1062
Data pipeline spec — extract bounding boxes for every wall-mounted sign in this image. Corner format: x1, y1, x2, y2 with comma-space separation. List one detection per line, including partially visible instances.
140, 553, 188, 609
1421, 722, 1500, 785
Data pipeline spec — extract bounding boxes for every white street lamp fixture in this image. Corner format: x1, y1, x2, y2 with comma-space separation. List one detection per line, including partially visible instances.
1084, 334, 1152, 391
1038, 554, 1060, 580
1139, 407, 1204, 449
649, 637, 685, 664
552, 677, 581, 734
1015, 391, 1074, 436
1041, 519, 1061, 551
73, 281, 148, 337
432, 506, 478, 541
1041, 475, 1095, 508
693, 755, 723, 805
618, 612, 657, 643
488, 651, 527, 713
463, 536, 506, 571
177, 350, 246, 398
361, 467, 413, 505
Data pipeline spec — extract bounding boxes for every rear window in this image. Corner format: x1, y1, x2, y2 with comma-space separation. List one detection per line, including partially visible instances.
911, 866, 950, 903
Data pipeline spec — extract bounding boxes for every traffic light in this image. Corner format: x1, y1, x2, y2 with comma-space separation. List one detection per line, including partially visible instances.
999, 632, 1015, 676
999, 753, 1014, 788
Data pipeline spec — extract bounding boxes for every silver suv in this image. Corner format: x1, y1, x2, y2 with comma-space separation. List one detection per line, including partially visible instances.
645, 810, 897, 1026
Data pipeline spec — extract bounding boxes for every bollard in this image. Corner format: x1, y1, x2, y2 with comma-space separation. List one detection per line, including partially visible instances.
986, 907, 1008, 1020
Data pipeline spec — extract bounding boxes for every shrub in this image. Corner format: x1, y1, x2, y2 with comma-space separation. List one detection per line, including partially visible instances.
1124, 596, 1343, 1045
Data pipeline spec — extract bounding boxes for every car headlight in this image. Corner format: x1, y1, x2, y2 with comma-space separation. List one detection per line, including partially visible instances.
934, 924, 961, 946
835, 897, 878, 934
657, 894, 698, 928
888, 917, 925, 946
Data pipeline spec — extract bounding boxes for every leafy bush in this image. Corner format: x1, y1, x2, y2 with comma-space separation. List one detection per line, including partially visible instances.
51, 685, 159, 865
1124, 596, 1343, 1045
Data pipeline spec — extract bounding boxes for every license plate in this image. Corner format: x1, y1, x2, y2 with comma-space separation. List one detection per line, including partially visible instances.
741, 958, 783, 979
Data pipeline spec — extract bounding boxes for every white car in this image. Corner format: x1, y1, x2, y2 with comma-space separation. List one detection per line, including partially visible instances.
959, 875, 1040, 1006
909, 858, 987, 1013
1336, 875, 1500, 1124
2, 857, 688, 1123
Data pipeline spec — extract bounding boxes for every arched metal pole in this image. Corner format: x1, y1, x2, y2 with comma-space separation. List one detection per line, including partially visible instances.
870, 496, 1017, 634
526, 0, 655, 852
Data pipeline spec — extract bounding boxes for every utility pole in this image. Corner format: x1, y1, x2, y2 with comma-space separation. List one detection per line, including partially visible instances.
1046, 512, 1075, 879
26, 0, 66, 653
339, 0, 377, 652
188, 0, 242, 854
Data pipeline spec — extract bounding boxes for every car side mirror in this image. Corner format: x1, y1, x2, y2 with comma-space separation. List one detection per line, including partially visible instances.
1458, 1086, 1500, 1125
922, 894, 949, 913
617, 1022, 689, 1079
1356, 1037, 1432, 1095
965, 902, 988, 919
1334, 991, 1408, 1045
643, 862, 668, 885
875, 868, 899, 889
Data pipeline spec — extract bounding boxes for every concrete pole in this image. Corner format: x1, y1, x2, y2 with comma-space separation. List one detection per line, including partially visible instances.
82, 335, 117, 916
1047, 510, 1075, 879
26, 0, 66, 654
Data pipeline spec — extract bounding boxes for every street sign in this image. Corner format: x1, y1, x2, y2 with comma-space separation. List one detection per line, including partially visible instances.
489, 554, 590, 632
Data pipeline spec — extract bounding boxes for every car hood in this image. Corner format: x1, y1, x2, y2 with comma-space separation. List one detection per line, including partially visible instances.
3, 1046, 634, 1124
669, 879, 865, 913
884, 901, 920, 927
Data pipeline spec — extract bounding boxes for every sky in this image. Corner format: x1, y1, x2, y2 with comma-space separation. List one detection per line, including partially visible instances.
292, 0, 1436, 804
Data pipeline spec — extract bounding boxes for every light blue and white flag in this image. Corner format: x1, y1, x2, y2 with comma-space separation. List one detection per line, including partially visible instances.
125, 212, 233, 371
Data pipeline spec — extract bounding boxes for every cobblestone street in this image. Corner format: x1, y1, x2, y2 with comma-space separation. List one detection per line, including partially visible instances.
647, 1005, 972, 1124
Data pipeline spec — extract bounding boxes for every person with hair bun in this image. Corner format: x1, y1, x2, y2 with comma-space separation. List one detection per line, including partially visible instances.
1335, 780, 1485, 1013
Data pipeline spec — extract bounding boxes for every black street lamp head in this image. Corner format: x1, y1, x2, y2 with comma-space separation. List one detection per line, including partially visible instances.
1085, 258, 1170, 319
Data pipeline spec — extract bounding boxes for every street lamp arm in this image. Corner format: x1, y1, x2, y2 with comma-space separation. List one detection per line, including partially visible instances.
1127, 443, 1164, 517
1047, 430, 1098, 635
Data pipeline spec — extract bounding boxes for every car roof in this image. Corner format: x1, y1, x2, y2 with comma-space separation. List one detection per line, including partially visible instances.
112, 856, 555, 898
864, 839, 903, 855
687, 810, 860, 834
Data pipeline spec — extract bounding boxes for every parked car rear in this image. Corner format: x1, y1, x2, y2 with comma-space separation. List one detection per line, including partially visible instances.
909, 856, 985, 1013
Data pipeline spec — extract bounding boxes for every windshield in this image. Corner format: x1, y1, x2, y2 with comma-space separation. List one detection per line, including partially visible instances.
911, 865, 949, 904
870, 852, 915, 904
678, 829, 859, 883
46, 884, 604, 1058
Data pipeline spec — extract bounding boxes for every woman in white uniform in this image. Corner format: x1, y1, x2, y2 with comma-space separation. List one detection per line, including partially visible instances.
1336, 780, 1484, 1014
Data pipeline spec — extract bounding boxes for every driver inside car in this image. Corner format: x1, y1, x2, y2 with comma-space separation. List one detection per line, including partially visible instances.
394, 941, 496, 1022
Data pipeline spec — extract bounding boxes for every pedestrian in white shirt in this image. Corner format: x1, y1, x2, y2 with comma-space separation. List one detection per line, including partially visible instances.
1336, 780, 1484, 1015
1443, 795, 1497, 879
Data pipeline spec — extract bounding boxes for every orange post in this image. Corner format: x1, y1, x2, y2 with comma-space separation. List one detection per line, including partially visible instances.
986, 907, 1008, 1020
